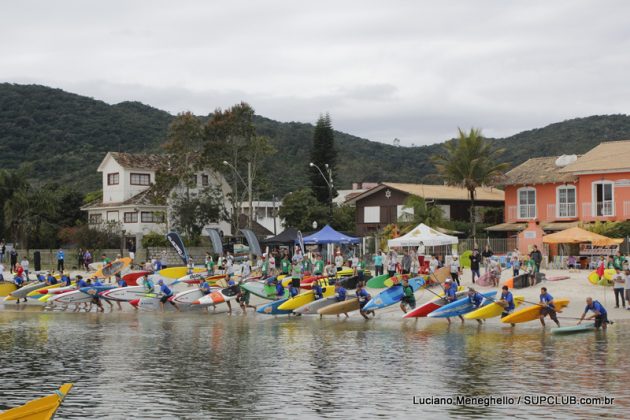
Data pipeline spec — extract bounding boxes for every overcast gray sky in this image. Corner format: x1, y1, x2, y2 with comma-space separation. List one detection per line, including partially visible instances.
2, 0, 629, 145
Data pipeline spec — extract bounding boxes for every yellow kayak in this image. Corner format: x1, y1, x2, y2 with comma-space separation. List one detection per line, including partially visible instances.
158, 266, 205, 279
0, 281, 18, 297
278, 283, 335, 311
464, 296, 525, 320
0, 383, 72, 420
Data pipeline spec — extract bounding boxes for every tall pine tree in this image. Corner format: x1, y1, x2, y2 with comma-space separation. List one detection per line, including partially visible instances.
309, 114, 337, 206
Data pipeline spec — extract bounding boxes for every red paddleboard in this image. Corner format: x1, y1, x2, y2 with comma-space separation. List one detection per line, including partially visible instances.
300, 275, 327, 290
122, 271, 151, 286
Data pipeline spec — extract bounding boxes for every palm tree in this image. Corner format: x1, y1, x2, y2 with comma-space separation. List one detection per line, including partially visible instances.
431, 128, 509, 241
399, 195, 444, 233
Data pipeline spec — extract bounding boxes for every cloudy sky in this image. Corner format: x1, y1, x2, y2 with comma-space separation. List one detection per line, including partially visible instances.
2, 0, 629, 145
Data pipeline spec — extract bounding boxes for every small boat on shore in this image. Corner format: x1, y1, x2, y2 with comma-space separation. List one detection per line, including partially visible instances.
0, 383, 72, 419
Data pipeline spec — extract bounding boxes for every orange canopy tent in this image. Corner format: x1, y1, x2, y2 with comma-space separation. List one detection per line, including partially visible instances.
542, 226, 623, 246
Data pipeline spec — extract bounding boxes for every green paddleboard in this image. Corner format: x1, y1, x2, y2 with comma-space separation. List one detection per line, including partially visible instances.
366, 273, 390, 289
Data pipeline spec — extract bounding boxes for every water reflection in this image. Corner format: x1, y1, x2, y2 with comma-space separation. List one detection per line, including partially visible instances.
0, 309, 628, 418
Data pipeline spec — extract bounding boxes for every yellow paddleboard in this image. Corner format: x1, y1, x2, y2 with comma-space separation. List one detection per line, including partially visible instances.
0, 281, 18, 297
158, 266, 205, 279
0, 383, 72, 420
93, 257, 132, 278
278, 283, 335, 311
588, 269, 615, 286
464, 296, 525, 320
501, 298, 570, 324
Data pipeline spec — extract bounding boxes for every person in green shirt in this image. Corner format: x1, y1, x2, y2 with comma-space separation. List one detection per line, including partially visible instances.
261, 256, 269, 277
302, 255, 313, 274
355, 258, 365, 282
281, 253, 291, 275
613, 252, 625, 270
399, 278, 416, 313
313, 255, 324, 276
291, 260, 303, 278
205, 253, 215, 275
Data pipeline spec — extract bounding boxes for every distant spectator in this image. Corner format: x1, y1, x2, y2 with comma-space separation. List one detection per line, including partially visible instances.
57, 248, 65, 272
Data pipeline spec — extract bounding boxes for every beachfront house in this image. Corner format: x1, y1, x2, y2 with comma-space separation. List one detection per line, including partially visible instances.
344, 182, 505, 236
488, 140, 630, 256
81, 152, 233, 243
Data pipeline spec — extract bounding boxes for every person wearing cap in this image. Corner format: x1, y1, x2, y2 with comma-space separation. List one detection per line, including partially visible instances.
400, 278, 416, 313
450, 256, 461, 287
334, 251, 344, 272
467, 288, 484, 325
444, 279, 464, 324
157, 279, 180, 312
578, 297, 609, 330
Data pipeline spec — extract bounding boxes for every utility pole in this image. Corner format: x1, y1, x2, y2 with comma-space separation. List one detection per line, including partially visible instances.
248, 161, 252, 229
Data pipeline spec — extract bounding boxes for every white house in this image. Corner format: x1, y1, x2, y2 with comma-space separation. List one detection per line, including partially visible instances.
82, 152, 233, 240
240, 200, 284, 236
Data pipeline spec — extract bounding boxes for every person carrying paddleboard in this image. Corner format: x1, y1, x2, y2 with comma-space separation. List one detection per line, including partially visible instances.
356, 282, 373, 320
498, 285, 516, 326
157, 279, 180, 312
312, 278, 324, 300
467, 288, 484, 325
400, 278, 416, 314
539, 287, 560, 327
444, 279, 464, 324
113, 273, 127, 311
275, 279, 285, 300
579, 297, 609, 330
141, 274, 154, 294
334, 283, 349, 318
236, 282, 256, 314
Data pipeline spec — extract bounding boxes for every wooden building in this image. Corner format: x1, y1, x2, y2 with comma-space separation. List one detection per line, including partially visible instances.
344, 182, 505, 236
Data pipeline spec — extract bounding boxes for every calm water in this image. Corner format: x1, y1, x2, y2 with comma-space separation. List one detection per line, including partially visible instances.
0, 307, 628, 419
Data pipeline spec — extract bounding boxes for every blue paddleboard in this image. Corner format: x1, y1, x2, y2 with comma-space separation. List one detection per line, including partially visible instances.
362, 277, 425, 312
428, 291, 497, 318
256, 298, 293, 315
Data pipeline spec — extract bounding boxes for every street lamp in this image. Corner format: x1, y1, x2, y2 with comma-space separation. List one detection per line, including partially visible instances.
223, 161, 253, 229
309, 162, 334, 222
312, 221, 318, 230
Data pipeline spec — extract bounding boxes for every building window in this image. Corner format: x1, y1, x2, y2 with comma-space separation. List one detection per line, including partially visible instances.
593, 181, 614, 216
201, 174, 209, 186
130, 173, 151, 186
364, 206, 380, 223
557, 185, 576, 218
124, 212, 138, 223
141, 211, 165, 223
107, 211, 119, 222
396, 205, 414, 222
89, 214, 102, 224
107, 173, 119, 185
518, 187, 536, 219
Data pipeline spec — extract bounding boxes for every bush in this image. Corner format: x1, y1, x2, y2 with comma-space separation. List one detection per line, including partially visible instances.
142, 231, 169, 248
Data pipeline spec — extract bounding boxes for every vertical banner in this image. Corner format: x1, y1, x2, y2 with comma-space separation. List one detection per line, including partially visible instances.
166, 232, 188, 265
240, 229, 262, 256
297, 230, 305, 254
205, 228, 224, 256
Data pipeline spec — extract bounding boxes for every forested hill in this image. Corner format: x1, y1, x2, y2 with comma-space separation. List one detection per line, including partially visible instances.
1, 83, 630, 197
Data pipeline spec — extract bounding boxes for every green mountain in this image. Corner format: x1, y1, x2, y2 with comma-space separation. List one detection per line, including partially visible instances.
1, 83, 629, 198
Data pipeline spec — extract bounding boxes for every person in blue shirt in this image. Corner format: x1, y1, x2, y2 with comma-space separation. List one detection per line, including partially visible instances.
444, 279, 464, 325
356, 282, 373, 320
56, 248, 65, 272
75, 275, 88, 288
13, 275, 27, 304
467, 288, 484, 325
312, 279, 324, 300
46, 273, 58, 286
84, 279, 105, 312
157, 279, 180, 312
199, 280, 211, 295
289, 283, 300, 298
539, 287, 560, 327
111, 273, 127, 311
61, 274, 72, 287
275, 280, 285, 300
579, 297, 609, 330
498, 285, 516, 326
333, 283, 349, 318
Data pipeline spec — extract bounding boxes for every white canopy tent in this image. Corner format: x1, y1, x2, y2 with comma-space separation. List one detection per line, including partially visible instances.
387, 223, 459, 248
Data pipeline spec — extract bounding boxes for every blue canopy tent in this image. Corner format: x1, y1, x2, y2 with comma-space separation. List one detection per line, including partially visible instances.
302, 224, 360, 245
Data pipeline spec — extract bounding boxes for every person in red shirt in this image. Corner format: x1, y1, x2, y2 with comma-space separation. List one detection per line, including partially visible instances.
15, 262, 24, 280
